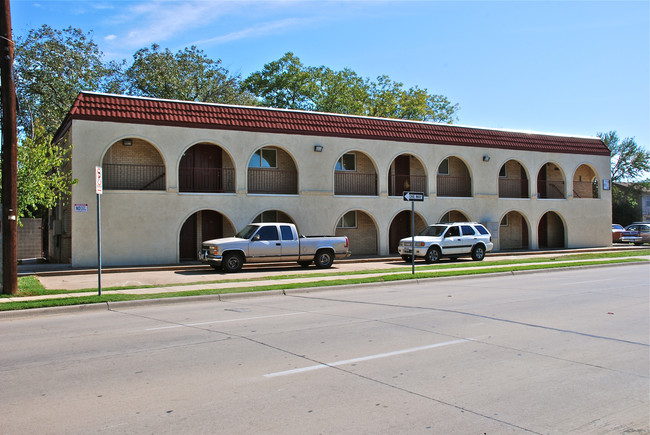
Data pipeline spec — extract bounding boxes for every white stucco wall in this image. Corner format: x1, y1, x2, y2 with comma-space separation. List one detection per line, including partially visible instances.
67, 120, 612, 266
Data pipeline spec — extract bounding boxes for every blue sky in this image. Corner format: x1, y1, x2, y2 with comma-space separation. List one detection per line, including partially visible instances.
11, 0, 650, 150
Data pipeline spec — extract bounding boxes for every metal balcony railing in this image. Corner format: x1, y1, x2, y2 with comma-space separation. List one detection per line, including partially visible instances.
388, 174, 427, 196
248, 168, 298, 194
335, 171, 377, 196
499, 178, 529, 198
179, 167, 235, 193
437, 175, 472, 197
103, 163, 166, 191
537, 180, 565, 199
572, 181, 598, 199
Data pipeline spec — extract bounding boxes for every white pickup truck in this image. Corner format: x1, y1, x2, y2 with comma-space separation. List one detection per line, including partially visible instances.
199, 223, 351, 272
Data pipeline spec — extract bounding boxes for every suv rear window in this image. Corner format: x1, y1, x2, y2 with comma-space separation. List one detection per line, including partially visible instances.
474, 225, 489, 235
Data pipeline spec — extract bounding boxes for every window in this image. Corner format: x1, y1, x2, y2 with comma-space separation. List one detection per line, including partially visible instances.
499, 165, 507, 178
256, 226, 279, 241
461, 225, 476, 236
438, 158, 449, 175
280, 225, 294, 240
337, 211, 357, 228
253, 210, 279, 223
475, 225, 490, 235
335, 153, 356, 171
500, 215, 509, 226
445, 226, 460, 237
249, 148, 277, 168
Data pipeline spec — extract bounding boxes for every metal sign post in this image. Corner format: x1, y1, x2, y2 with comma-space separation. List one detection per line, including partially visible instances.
95, 166, 103, 296
403, 191, 425, 275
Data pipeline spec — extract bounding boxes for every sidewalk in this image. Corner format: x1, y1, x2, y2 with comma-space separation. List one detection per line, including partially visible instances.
4, 245, 647, 304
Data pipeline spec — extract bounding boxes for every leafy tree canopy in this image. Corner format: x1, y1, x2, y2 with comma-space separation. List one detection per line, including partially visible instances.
599, 130, 650, 182
244, 52, 459, 123
125, 44, 256, 105
0, 123, 77, 222
14, 25, 121, 136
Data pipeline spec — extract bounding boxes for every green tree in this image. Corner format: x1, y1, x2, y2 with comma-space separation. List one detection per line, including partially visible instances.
14, 25, 121, 135
125, 44, 256, 105
0, 123, 77, 222
598, 131, 650, 225
244, 52, 459, 123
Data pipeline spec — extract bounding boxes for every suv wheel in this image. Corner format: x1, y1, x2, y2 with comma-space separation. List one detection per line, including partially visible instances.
471, 245, 486, 261
424, 246, 441, 264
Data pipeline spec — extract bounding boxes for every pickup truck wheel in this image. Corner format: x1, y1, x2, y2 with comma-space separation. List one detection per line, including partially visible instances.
471, 245, 486, 261
401, 255, 412, 263
221, 252, 243, 273
314, 250, 334, 269
424, 246, 441, 264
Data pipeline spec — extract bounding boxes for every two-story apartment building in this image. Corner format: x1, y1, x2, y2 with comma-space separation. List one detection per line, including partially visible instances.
50, 92, 611, 267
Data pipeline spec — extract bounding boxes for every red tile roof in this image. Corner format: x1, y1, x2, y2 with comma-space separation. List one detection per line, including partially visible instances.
59, 92, 609, 156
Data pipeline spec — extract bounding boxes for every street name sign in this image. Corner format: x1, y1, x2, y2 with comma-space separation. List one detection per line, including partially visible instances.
403, 191, 424, 201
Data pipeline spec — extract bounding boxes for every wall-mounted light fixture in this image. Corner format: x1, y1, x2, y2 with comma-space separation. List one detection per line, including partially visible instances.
482, 155, 490, 162
122, 138, 133, 146
314, 145, 323, 152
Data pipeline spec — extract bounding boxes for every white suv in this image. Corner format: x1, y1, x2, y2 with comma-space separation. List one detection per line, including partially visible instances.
398, 222, 494, 263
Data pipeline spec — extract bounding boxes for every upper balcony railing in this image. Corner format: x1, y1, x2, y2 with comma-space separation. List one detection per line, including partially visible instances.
437, 175, 471, 197
499, 178, 528, 198
248, 168, 298, 194
179, 167, 235, 193
103, 163, 166, 191
572, 181, 598, 199
537, 180, 565, 199
335, 171, 377, 196
388, 174, 427, 197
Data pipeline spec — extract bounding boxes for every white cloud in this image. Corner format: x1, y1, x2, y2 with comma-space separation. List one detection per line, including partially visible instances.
191, 17, 310, 46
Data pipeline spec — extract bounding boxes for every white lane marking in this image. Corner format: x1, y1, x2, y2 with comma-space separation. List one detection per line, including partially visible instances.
264, 339, 470, 378
146, 312, 307, 331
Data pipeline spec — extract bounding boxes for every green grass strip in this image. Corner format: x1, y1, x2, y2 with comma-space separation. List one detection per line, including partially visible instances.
0, 257, 646, 311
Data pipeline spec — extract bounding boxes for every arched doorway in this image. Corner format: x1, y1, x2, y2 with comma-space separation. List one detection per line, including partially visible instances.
335, 210, 378, 255
252, 210, 295, 224
389, 210, 427, 253
499, 211, 530, 250
437, 156, 471, 197
388, 154, 427, 197
103, 138, 165, 190
537, 163, 565, 199
498, 160, 529, 198
538, 211, 565, 249
439, 210, 470, 223
334, 151, 378, 196
572, 164, 599, 199
179, 143, 235, 193
248, 146, 298, 194
179, 210, 235, 261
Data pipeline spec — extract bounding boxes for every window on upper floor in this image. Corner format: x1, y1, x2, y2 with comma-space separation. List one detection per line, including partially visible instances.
249, 148, 277, 168
336, 153, 356, 171
438, 158, 449, 175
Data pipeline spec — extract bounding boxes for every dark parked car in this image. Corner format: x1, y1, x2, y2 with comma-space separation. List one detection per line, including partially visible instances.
612, 224, 641, 244
625, 222, 650, 245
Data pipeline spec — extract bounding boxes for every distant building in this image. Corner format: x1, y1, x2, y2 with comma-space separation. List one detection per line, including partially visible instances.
50, 92, 612, 267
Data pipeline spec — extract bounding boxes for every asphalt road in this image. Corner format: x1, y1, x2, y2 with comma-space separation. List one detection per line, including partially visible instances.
1, 264, 648, 434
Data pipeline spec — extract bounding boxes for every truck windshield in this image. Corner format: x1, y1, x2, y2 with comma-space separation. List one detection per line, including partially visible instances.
235, 225, 259, 239
417, 225, 446, 237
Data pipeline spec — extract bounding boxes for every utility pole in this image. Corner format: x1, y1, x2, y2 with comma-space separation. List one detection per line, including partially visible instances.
1, 0, 18, 295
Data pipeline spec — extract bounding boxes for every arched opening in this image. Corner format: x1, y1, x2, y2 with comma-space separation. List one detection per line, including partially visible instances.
439, 210, 470, 223
499, 211, 530, 250
248, 146, 298, 194
103, 138, 165, 190
437, 156, 472, 197
334, 151, 378, 196
335, 210, 378, 255
388, 154, 427, 197
538, 211, 565, 249
252, 210, 295, 224
537, 163, 565, 199
572, 164, 599, 199
179, 143, 235, 193
389, 210, 427, 253
179, 210, 235, 261
498, 160, 529, 198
